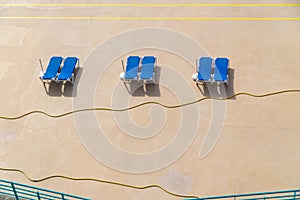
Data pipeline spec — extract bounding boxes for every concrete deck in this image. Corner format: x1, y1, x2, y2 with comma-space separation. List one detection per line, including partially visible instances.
0, 1, 300, 199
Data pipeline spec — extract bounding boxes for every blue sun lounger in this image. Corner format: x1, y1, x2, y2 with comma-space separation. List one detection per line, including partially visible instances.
192, 57, 213, 82
57, 57, 79, 84
120, 56, 140, 81
39, 56, 63, 81
214, 57, 229, 84
140, 56, 156, 83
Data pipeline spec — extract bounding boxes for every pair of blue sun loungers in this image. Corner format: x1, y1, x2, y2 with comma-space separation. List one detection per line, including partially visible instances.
120, 56, 156, 83
193, 57, 229, 84
39, 56, 79, 84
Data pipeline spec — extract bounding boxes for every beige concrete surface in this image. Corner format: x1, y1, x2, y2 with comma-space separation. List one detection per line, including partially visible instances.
0, 1, 300, 199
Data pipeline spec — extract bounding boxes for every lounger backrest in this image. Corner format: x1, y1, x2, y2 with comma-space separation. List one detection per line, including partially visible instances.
214, 57, 229, 81
197, 57, 212, 81
43, 56, 63, 79
140, 56, 156, 79
124, 56, 140, 79
57, 57, 78, 80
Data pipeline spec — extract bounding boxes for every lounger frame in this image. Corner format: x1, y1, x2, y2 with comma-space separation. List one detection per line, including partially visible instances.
120, 56, 141, 82
56, 57, 79, 85
39, 56, 63, 83
213, 57, 229, 84
139, 56, 157, 84
192, 57, 213, 83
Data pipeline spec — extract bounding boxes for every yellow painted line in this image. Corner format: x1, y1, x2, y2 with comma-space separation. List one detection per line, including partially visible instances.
0, 16, 299, 21
0, 3, 300, 7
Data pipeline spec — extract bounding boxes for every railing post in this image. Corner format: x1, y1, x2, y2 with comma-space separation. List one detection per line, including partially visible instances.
10, 182, 19, 200
37, 191, 41, 200
61, 193, 66, 200
294, 191, 297, 199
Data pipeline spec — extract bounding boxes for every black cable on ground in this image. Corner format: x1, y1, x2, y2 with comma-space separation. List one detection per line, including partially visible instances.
0, 167, 199, 199
0, 89, 299, 120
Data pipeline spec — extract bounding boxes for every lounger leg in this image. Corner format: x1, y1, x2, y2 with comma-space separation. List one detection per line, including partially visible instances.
71, 74, 74, 85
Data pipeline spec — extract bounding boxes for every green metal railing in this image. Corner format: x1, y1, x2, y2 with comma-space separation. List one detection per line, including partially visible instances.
186, 189, 300, 200
0, 179, 91, 200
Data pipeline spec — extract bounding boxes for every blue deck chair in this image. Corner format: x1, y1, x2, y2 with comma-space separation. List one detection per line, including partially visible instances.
140, 56, 156, 82
214, 57, 229, 83
122, 56, 140, 80
40, 56, 63, 81
193, 57, 213, 82
120, 56, 140, 81
57, 57, 79, 84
